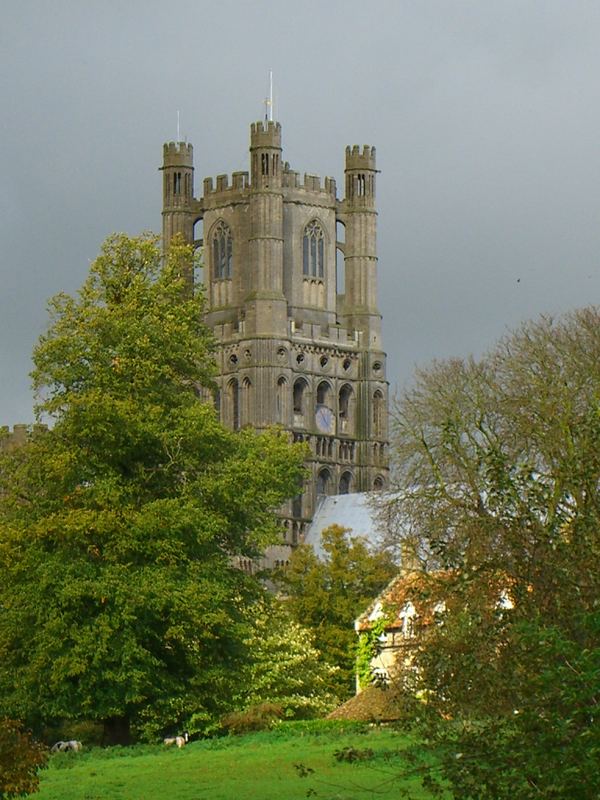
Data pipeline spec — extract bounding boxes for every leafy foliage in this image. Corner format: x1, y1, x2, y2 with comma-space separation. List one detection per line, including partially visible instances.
233, 598, 339, 720
277, 525, 396, 698
0, 234, 305, 743
388, 308, 600, 799
0, 719, 47, 799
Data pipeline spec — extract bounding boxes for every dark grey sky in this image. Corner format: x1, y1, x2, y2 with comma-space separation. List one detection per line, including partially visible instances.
3, 1, 600, 424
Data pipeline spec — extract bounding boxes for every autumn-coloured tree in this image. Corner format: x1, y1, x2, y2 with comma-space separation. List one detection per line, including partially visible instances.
0, 719, 47, 799
389, 308, 600, 799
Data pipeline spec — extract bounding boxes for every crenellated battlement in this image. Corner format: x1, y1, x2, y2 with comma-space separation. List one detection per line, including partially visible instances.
250, 120, 282, 149
281, 167, 337, 196
0, 423, 47, 451
201, 167, 336, 197
162, 141, 194, 167
345, 144, 376, 171
203, 171, 251, 197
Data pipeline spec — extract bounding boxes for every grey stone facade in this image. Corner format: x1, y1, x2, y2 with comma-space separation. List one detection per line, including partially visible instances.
161, 120, 389, 559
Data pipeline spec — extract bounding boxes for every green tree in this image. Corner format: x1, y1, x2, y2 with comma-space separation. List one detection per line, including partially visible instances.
277, 525, 396, 698
0, 234, 305, 744
235, 598, 339, 720
0, 719, 47, 799
388, 308, 600, 799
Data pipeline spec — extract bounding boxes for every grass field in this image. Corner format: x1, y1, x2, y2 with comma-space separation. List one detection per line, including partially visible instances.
37, 721, 446, 800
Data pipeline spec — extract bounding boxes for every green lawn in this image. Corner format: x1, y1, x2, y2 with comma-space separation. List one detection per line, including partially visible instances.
38, 722, 446, 800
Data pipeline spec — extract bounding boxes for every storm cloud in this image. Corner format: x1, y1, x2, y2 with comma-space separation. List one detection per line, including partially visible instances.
2, 0, 600, 423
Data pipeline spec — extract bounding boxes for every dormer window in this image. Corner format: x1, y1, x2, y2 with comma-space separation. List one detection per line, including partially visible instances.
303, 220, 325, 278
212, 220, 233, 280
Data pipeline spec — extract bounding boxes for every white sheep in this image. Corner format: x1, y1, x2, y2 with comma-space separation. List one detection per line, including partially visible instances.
163, 732, 189, 748
51, 740, 82, 753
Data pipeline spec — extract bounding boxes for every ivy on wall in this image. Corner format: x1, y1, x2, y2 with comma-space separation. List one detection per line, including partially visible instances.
355, 615, 389, 690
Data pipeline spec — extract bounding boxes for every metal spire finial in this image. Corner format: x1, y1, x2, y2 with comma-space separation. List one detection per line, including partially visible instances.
264, 71, 274, 122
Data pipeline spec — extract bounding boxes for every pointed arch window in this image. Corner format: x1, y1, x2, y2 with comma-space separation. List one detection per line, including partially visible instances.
293, 378, 309, 427
212, 220, 233, 280
276, 376, 287, 423
303, 220, 325, 278
338, 383, 355, 434
241, 377, 252, 427
317, 468, 332, 496
373, 390, 385, 438
227, 378, 239, 430
339, 471, 353, 494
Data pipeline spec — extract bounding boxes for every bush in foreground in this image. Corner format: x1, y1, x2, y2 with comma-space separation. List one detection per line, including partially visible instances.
0, 718, 47, 799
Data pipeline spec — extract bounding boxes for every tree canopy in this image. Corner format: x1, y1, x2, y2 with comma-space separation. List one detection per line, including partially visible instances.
277, 524, 396, 699
233, 597, 339, 721
0, 234, 305, 743
388, 308, 600, 799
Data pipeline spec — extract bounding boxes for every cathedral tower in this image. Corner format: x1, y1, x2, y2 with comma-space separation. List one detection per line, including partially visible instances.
161, 120, 389, 561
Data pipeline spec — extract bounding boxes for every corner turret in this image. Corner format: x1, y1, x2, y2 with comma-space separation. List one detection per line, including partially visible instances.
344, 145, 376, 205
250, 121, 282, 188
339, 143, 381, 348
160, 142, 195, 251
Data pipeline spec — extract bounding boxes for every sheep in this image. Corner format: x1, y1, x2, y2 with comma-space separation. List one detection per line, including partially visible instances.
51, 740, 82, 753
163, 732, 189, 748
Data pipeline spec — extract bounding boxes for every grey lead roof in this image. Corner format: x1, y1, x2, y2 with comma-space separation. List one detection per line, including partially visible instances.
302, 492, 385, 559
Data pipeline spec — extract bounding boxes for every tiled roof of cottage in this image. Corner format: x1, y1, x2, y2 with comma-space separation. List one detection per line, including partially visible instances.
354, 570, 452, 632
355, 568, 515, 633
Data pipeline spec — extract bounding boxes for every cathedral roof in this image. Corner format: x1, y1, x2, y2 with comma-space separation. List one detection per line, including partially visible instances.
303, 491, 385, 558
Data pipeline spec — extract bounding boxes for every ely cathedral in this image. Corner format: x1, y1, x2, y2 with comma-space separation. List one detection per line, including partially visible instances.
161, 119, 389, 555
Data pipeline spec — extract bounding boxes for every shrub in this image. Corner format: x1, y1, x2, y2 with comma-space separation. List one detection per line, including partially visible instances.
0, 718, 47, 799
220, 703, 285, 735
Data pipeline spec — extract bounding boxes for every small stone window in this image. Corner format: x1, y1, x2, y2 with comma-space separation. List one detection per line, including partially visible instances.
292, 494, 302, 518
293, 378, 309, 422
373, 390, 385, 438
303, 220, 325, 278
316, 381, 332, 410
339, 384, 355, 435
339, 471, 353, 494
317, 467, 332, 496
212, 220, 233, 280
241, 378, 252, 427
276, 376, 287, 423
227, 378, 239, 431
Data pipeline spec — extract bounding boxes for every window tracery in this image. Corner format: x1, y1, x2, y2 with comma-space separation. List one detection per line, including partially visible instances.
212, 220, 233, 280
303, 220, 325, 278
